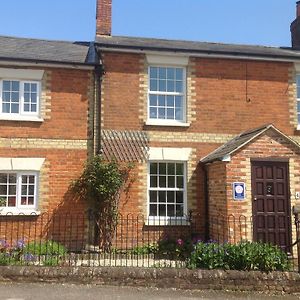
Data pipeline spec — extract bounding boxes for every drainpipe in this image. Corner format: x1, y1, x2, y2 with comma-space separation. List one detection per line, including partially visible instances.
203, 163, 210, 241
94, 64, 104, 155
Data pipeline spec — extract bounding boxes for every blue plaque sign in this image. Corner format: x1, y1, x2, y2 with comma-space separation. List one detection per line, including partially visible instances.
233, 182, 245, 200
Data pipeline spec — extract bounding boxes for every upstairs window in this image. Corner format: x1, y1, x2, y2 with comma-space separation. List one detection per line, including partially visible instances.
148, 66, 186, 123
0, 80, 40, 118
297, 75, 300, 125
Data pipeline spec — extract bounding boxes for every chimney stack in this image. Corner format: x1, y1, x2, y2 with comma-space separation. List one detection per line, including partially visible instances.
96, 0, 112, 36
291, 1, 300, 48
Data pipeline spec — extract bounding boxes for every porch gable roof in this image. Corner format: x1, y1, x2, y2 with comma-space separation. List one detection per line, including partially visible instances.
200, 124, 300, 164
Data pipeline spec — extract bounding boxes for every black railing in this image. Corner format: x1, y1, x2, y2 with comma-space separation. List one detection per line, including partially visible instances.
0, 211, 297, 270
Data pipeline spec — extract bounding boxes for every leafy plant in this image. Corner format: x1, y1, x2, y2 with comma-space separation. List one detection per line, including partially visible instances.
157, 237, 193, 260
24, 240, 66, 256
73, 155, 134, 249
187, 241, 290, 272
131, 243, 158, 255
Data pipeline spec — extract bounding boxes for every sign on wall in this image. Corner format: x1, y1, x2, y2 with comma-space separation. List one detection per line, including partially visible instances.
233, 182, 246, 200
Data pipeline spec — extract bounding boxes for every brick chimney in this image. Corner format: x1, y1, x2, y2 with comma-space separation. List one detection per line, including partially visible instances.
96, 0, 112, 36
291, 1, 300, 48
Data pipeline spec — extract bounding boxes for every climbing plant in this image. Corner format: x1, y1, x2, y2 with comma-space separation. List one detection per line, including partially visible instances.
73, 155, 134, 248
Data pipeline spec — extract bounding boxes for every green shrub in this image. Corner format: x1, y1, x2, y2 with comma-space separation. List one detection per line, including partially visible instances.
131, 243, 158, 255
24, 240, 67, 256
157, 238, 193, 260
187, 241, 290, 272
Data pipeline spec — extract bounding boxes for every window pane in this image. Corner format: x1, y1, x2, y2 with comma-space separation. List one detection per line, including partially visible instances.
159, 191, 166, 202
31, 93, 37, 104
167, 205, 175, 217
21, 197, 27, 205
176, 191, 184, 203
175, 96, 182, 108
150, 80, 157, 91
149, 191, 157, 203
149, 95, 157, 106
11, 104, 19, 113
0, 174, 7, 184
177, 176, 184, 188
176, 68, 183, 80
150, 163, 157, 175
176, 163, 184, 175
159, 163, 167, 174
31, 104, 37, 112
2, 81, 10, 91
176, 205, 184, 217
29, 176, 35, 184
3, 92, 10, 101
24, 104, 30, 112
167, 108, 174, 119
24, 93, 30, 102
9, 174, 16, 183
159, 176, 166, 188
167, 176, 175, 188
21, 185, 27, 195
166, 80, 174, 92
12, 81, 19, 91
150, 176, 157, 188
0, 185, 7, 195
297, 102, 300, 112
158, 95, 165, 107
8, 197, 16, 207
167, 68, 175, 80
150, 204, 157, 216
2, 103, 10, 113
159, 204, 166, 217
159, 80, 166, 92
158, 108, 165, 119
166, 96, 174, 107
28, 197, 34, 205
167, 191, 175, 203
150, 67, 157, 79
149, 107, 157, 119
24, 83, 30, 92
168, 163, 175, 175
11, 92, 19, 102
176, 81, 183, 93
28, 185, 34, 195
175, 108, 183, 121
159, 67, 166, 79
9, 185, 16, 195
31, 84, 37, 93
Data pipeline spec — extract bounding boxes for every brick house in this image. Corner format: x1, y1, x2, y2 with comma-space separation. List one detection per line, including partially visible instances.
94, 0, 300, 252
0, 36, 100, 245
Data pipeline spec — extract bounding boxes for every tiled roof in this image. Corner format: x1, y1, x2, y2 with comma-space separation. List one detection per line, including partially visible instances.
0, 35, 95, 65
201, 124, 300, 163
96, 35, 300, 61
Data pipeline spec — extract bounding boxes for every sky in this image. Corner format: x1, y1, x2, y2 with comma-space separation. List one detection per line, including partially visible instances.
0, 0, 297, 47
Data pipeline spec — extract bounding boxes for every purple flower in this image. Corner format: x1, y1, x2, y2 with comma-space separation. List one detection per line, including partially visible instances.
24, 253, 35, 261
177, 239, 184, 246
16, 240, 25, 249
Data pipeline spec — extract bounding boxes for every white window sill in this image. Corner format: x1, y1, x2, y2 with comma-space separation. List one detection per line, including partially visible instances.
145, 120, 190, 127
0, 115, 43, 122
297, 125, 300, 131
145, 218, 190, 226
0, 209, 41, 216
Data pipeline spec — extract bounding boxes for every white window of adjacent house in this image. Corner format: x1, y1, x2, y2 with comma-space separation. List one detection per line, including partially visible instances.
297, 74, 300, 126
0, 80, 40, 117
148, 162, 186, 218
148, 66, 186, 123
0, 172, 38, 210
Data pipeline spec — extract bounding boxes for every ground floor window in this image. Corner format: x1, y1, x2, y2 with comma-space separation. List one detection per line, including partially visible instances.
0, 172, 37, 209
148, 162, 186, 217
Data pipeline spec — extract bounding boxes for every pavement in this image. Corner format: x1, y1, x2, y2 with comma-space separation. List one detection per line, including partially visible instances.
0, 283, 300, 300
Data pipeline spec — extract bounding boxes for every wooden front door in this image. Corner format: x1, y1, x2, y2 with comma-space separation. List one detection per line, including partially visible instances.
251, 161, 291, 252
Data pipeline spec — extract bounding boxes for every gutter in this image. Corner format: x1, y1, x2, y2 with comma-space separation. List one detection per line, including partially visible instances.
95, 44, 300, 63
95, 64, 104, 155
202, 163, 210, 241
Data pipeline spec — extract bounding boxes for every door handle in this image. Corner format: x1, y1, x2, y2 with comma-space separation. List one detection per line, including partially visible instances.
254, 197, 257, 201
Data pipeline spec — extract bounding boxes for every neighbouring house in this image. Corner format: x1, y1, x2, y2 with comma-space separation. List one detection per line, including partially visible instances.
95, 0, 300, 253
0, 36, 101, 247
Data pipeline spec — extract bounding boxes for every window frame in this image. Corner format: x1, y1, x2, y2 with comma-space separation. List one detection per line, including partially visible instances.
0, 78, 41, 120
0, 171, 39, 212
147, 65, 187, 126
147, 161, 188, 222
